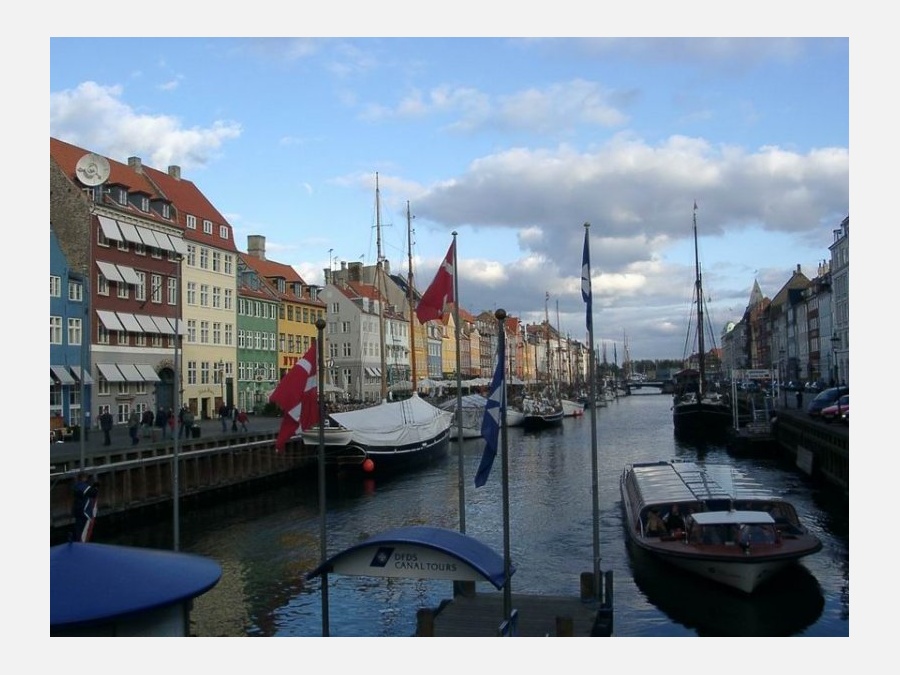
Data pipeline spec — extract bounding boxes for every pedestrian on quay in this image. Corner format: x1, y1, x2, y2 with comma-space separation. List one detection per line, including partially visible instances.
231, 405, 239, 433
238, 408, 249, 433
155, 406, 168, 441
182, 406, 195, 439
128, 409, 140, 446
167, 408, 175, 437
796, 390, 803, 410
142, 409, 154, 439
99, 408, 113, 446
219, 403, 229, 433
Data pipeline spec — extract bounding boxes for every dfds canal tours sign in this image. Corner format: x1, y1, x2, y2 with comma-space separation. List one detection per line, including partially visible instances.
307, 525, 511, 589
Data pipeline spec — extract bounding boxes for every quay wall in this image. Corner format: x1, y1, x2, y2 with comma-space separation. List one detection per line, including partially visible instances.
772, 413, 848, 495
50, 430, 314, 539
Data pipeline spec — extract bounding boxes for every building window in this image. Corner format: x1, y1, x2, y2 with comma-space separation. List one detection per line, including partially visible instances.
212, 251, 221, 272
203, 220, 213, 235
117, 188, 127, 206
187, 361, 197, 385
135, 242, 146, 256
97, 377, 109, 396
98, 324, 110, 345
50, 316, 62, 344
68, 280, 83, 302
238, 329, 245, 349
186, 214, 197, 230
50, 276, 61, 297
186, 244, 197, 267
213, 322, 221, 345
134, 332, 146, 347
134, 271, 146, 301
117, 281, 129, 299
140, 196, 149, 212
151, 274, 162, 303
224, 323, 233, 346
186, 282, 196, 306
97, 226, 110, 248
200, 248, 209, 269
212, 287, 221, 308
200, 284, 209, 306
117, 238, 129, 252
162, 203, 171, 219
187, 320, 197, 343
224, 288, 233, 310
219, 225, 228, 239
168, 277, 177, 305
200, 321, 209, 344
151, 245, 162, 260
224, 254, 233, 275
201, 361, 210, 384
68, 317, 82, 346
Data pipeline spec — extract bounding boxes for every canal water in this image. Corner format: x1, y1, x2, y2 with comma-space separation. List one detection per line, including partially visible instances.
101, 391, 849, 638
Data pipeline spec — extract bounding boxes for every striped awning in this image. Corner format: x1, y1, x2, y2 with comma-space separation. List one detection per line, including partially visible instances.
135, 315, 160, 333
116, 363, 145, 382
97, 215, 123, 242
96, 261, 124, 283
135, 364, 161, 382
69, 365, 94, 384
51, 365, 76, 385
97, 363, 126, 382
116, 220, 144, 245
97, 310, 125, 332
116, 312, 144, 333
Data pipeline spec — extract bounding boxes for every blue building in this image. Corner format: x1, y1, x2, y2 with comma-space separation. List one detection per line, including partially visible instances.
50, 226, 92, 430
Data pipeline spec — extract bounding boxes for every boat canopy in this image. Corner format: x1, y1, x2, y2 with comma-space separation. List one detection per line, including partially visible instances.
691, 510, 775, 526
628, 460, 777, 508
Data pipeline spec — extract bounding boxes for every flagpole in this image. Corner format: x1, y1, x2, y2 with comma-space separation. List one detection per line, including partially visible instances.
494, 308, 512, 621
583, 222, 601, 598
452, 231, 465, 534
315, 318, 330, 636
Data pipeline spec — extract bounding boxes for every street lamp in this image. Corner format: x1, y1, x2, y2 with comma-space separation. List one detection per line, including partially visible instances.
218, 359, 226, 405
779, 348, 786, 408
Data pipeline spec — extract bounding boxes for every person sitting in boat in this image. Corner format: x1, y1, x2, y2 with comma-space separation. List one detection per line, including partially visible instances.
663, 504, 685, 534
645, 509, 666, 536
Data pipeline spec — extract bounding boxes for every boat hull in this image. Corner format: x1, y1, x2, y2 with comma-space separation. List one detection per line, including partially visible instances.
521, 410, 564, 430
348, 427, 450, 473
672, 399, 732, 437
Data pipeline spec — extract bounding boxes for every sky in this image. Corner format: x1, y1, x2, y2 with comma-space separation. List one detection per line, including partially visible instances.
47, 34, 850, 361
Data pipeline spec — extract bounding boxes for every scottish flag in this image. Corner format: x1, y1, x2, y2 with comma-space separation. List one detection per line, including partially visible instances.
582, 225, 593, 332
475, 335, 505, 487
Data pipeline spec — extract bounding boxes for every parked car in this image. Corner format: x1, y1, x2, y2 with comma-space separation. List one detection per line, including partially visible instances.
821, 394, 849, 423
807, 386, 849, 417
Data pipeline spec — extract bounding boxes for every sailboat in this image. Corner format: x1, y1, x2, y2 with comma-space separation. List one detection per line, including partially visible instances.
328, 174, 453, 474
672, 203, 732, 437
521, 293, 564, 430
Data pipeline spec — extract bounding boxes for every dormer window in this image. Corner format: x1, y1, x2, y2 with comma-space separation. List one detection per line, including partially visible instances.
219, 225, 228, 239
140, 196, 149, 212
186, 214, 197, 230
162, 203, 171, 219
203, 219, 213, 234
117, 188, 127, 206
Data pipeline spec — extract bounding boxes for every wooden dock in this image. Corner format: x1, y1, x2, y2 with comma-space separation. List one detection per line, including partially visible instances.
416, 574, 614, 637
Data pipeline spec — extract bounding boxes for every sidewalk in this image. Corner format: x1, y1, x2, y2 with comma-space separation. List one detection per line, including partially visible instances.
50, 414, 283, 466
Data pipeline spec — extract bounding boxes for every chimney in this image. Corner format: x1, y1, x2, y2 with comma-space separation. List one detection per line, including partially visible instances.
128, 156, 142, 173
168, 165, 181, 180
247, 235, 266, 260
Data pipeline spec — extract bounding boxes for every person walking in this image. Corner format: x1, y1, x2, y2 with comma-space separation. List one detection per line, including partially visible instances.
155, 406, 167, 441
219, 403, 229, 433
99, 408, 113, 446
142, 409, 154, 439
182, 406, 195, 439
127, 409, 140, 446
231, 405, 239, 433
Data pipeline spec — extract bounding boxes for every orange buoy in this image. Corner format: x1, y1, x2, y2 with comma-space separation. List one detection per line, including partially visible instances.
362, 458, 375, 473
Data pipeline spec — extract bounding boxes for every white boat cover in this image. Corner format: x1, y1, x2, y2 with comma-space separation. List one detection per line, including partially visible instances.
330, 393, 453, 448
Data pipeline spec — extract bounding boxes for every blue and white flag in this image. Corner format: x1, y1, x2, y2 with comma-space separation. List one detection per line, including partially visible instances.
475, 335, 505, 487
582, 226, 593, 332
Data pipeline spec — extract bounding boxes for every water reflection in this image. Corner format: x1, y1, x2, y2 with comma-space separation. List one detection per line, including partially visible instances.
626, 540, 825, 636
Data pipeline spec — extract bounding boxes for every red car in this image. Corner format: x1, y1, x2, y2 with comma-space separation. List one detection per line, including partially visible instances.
821, 394, 849, 423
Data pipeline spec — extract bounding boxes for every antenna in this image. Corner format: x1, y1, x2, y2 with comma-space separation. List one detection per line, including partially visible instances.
75, 153, 111, 187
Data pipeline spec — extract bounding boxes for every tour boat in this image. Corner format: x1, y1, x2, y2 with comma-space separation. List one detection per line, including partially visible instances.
441, 393, 524, 439
620, 459, 822, 593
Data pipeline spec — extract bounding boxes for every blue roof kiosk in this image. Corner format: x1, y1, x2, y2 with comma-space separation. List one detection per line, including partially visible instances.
51, 542, 222, 636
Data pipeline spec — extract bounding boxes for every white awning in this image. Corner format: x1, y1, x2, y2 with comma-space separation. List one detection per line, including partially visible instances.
136, 226, 159, 248
98, 215, 123, 242
69, 365, 94, 384
135, 314, 161, 333
135, 364, 161, 382
365, 367, 376, 377
97, 363, 126, 382
116, 220, 144, 245
51, 365, 76, 385
116, 312, 144, 333
151, 316, 175, 334
96, 260, 124, 283
96, 310, 125, 331
116, 363, 145, 382
168, 235, 189, 256
152, 231, 176, 252
116, 265, 142, 285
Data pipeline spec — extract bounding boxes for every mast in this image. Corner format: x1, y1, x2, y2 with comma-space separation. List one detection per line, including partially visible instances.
406, 201, 418, 393
555, 299, 564, 388
693, 202, 706, 396
543, 292, 553, 395
375, 173, 388, 402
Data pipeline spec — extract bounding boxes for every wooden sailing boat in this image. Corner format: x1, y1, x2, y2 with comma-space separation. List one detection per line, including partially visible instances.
328, 174, 453, 473
672, 202, 731, 438
521, 292, 564, 430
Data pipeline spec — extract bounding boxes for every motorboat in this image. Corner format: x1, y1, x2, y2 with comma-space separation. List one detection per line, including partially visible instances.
620, 459, 822, 593
300, 424, 354, 447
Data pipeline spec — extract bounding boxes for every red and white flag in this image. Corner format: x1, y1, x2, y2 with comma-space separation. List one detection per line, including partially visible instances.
269, 341, 320, 452
415, 240, 455, 324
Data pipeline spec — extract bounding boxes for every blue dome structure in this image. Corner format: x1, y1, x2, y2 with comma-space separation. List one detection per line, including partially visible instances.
51, 542, 222, 636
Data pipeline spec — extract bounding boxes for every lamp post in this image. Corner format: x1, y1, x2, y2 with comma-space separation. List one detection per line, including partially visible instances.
218, 359, 226, 406
779, 348, 786, 408
830, 333, 840, 386
172, 252, 183, 551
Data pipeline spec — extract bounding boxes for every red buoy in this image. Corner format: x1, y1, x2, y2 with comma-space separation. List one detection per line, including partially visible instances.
362, 458, 375, 473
